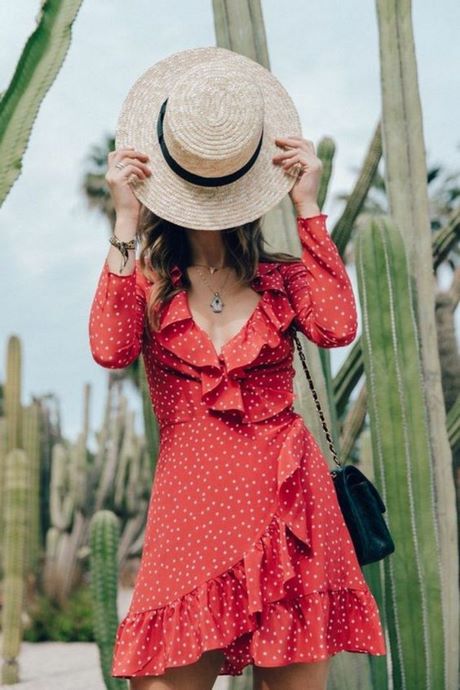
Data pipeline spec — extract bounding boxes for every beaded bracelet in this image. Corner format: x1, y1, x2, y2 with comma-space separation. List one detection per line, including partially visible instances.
109, 233, 137, 273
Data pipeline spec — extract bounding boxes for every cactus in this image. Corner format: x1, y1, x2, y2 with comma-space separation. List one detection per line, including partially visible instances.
22, 402, 41, 574
71, 430, 91, 516
0, 416, 7, 577
89, 510, 127, 690
113, 409, 137, 516
1, 448, 29, 684
49, 442, 74, 531
316, 137, 335, 211
4, 335, 22, 452
139, 355, 160, 475
94, 388, 127, 512
331, 121, 384, 256
375, 3, 458, 684
0, 0, 85, 206
356, 215, 444, 688
42, 380, 151, 604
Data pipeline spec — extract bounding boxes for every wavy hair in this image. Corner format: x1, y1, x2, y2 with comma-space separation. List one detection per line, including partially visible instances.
136, 203, 300, 335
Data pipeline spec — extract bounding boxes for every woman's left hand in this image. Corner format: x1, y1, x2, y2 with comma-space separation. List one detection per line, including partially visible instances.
273, 136, 322, 213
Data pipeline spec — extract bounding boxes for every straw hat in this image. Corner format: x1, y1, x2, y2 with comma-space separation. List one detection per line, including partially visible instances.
115, 46, 302, 231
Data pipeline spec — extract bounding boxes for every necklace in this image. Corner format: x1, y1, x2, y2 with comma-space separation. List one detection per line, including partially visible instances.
189, 263, 225, 275
189, 264, 233, 313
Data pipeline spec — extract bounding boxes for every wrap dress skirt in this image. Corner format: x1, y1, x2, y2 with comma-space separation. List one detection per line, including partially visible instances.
88, 213, 387, 678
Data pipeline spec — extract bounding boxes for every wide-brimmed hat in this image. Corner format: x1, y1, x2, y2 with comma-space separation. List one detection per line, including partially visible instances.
115, 46, 302, 231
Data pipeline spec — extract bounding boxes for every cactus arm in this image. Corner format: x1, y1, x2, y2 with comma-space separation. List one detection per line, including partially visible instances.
0, 0, 84, 206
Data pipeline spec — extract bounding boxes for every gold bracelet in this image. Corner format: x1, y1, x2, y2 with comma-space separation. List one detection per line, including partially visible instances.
109, 234, 137, 273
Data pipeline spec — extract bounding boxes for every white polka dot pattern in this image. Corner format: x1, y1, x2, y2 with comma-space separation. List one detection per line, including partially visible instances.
87, 213, 386, 679
277, 214, 358, 347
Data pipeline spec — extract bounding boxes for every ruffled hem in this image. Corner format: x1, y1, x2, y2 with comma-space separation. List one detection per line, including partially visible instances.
111, 514, 386, 678
111, 414, 386, 678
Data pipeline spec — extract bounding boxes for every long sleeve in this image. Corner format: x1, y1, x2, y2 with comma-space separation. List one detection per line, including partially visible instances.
88, 258, 147, 368
278, 213, 358, 348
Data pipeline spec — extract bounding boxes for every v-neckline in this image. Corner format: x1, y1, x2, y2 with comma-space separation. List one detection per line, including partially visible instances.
184, 287, 265, 361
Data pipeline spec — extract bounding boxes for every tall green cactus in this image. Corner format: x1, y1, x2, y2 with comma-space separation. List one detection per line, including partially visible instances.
1, 448, 29, 684
375, 3, 458, 684
89, 510, 127, 690
356, 215, 444, 689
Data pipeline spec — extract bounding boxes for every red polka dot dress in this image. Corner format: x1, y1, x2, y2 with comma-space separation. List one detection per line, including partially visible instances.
88, 213, 387, 678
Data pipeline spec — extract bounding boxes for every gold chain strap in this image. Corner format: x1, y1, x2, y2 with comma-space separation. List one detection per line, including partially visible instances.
290, 325, 344, 471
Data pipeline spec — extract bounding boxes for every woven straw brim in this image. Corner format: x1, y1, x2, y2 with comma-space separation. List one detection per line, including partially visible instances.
115, 46, 302, 231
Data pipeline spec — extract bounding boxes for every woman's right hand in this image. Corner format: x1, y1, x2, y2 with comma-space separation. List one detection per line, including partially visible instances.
105, 147, 152, 221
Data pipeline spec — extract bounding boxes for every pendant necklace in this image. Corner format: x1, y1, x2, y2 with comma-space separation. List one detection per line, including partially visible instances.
189, 264, 233, 313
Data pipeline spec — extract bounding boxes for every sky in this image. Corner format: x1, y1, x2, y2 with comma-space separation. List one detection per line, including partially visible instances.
1, 0, 459, 444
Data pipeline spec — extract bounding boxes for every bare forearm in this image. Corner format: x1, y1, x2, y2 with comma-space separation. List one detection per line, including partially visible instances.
294, 201, 321, 219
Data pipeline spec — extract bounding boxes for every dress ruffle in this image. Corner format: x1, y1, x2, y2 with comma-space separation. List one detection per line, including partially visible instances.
154, 262, 298, 423
111, 417, 386, 678
112, 517, 386, 677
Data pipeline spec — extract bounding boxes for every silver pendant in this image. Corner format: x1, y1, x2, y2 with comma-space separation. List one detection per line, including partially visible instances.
210, 293, 224, 312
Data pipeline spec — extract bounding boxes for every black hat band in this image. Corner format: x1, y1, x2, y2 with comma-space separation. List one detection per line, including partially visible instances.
156, 98, 264, 188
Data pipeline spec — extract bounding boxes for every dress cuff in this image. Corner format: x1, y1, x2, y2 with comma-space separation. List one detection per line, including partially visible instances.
296, 213, 329, 241
103, 258, 137, 279
296, 212, 328, 222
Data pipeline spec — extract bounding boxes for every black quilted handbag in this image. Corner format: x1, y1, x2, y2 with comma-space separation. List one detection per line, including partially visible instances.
291, 325, 395, 566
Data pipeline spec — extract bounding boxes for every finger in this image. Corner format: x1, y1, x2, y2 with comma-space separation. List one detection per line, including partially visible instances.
275, 136, 308, 145
272, 149, 300, 162
281, 154, 302, 167
107, 162, 151, 182
113, 148, 150, 162
112, 160, 151, 175
275, 136, 311, 152
275, 136, 303, 141
108, 146, 135, 159
281, 155, 309, 173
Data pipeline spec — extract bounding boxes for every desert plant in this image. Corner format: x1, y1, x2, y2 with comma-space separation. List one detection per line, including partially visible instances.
89, 510, 127, 690
0, 0, 85, 206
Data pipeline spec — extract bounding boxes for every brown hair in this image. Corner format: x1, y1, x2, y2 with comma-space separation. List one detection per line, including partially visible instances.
136, 204, 300, 335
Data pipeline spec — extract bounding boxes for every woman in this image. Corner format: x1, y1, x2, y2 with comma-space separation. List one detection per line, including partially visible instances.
89, 47, 386, 690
